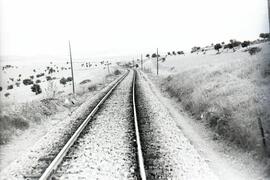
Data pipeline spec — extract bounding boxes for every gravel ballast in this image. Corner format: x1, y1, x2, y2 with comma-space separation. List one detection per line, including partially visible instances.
135, 70, 218, 179
54, 70, 138, 179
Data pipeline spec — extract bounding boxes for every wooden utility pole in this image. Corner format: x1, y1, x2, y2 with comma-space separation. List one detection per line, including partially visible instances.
69, 41, 75, 94
141, 54, 143, 70
268, 0, 270, 32
156, 48, 159, 75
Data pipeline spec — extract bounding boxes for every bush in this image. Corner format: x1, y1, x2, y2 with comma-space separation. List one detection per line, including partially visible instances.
259, 33, 270, 39
60, 77, 67, 85
177, 51, 184, 55
0, 86, 2, 91
4, 93, 10, 97
23, 79, 34, 85
168, 52, 171, 55
214, 43, 222, 53
248, 47, 262, 55
36, 73, 45, 78
0, 115, 29, 144
31, 84, 42, 95
151, 53, 157, 58
15, 82, 20, 87
146, 54, 150, 58
172, 51, 176, 55
30, 75, 34, 79
46, 76, 52, 81
114, 69, 121, 75
88, 84, 97, 92
241, 41, 251, 48
36, 79, 41, 84
7, 85, 13, 90
66, 77, 72, 82
191, 46, 201, 53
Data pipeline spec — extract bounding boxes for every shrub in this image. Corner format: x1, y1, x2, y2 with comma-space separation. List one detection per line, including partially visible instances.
152, 53, 157, 58
48, 67, 55, 74
23, 79, 34, 85
60, 77, 67, 85
7, 85, 13, 90
214, 43, 222, 53
241, 41, 251, 48
114, 69, 121, 75
66, 77, 72, 82
30, 75, 34, 79
4, 93, 10, 97
36, 79, 41, 84
36, 73, 45, 78
172, 51, 176, 55
0, 87, 2, 91
88, 84, 97, 92
15, 82, 20, 87
46, 76, 52, 81
248, 47, 262, 55
177, 51, 184, 55
0, 115, 29, 144
31, 84, 42, 95
259, 33, 270, 39
146, 54, 150, 58
168, 52, 171, 55
191, 46, 201, 53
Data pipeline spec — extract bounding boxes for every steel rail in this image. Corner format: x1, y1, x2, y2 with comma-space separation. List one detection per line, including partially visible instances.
132, 70, 147, 180
39, 70, 129, 180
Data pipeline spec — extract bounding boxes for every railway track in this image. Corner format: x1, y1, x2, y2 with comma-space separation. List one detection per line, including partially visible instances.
37, 69, 146, 180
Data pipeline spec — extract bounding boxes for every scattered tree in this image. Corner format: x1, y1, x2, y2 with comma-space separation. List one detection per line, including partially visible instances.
60, 77, 67, 85
46, 76, 52, 81
214, 43, 222, 53
23, 79, 34, 85
248, 47, 262, 55
172, 51, 176, 55
241, 41, 251, 48
177, 51, 184, 55
7, 85, 13, 90
167, 52, 171, 56
191, 46, 201, 53
151, 53, 157, 58
259, 33, 270, 40
31, 84, 42, 95
146, 54, 150, 58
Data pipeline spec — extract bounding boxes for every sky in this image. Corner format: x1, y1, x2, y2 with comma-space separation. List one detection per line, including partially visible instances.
0, 0, 269, 60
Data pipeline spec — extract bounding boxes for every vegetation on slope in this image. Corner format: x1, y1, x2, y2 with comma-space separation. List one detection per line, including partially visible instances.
160, 43, 270, 157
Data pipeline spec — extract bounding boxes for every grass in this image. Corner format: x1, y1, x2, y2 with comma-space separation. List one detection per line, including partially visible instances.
159, 43, 270, 157
0, 98, 60, 144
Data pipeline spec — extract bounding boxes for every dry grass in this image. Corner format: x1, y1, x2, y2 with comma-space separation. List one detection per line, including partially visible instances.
160, 46, 270, 156
0, 98, 61, 144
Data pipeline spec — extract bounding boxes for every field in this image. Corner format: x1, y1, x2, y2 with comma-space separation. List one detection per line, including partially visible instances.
143, 42, 270, 158
0, 58, 122, 145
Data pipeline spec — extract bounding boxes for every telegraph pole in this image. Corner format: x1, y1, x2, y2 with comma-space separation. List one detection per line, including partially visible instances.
141, 54, 143, 70
105, 61, 111, 74
69, 41, 75, 94
268, 0, 270, 32
156, 48, 159, 75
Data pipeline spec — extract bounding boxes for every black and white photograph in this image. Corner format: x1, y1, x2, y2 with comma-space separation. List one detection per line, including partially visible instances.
0, 0, 270, 179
